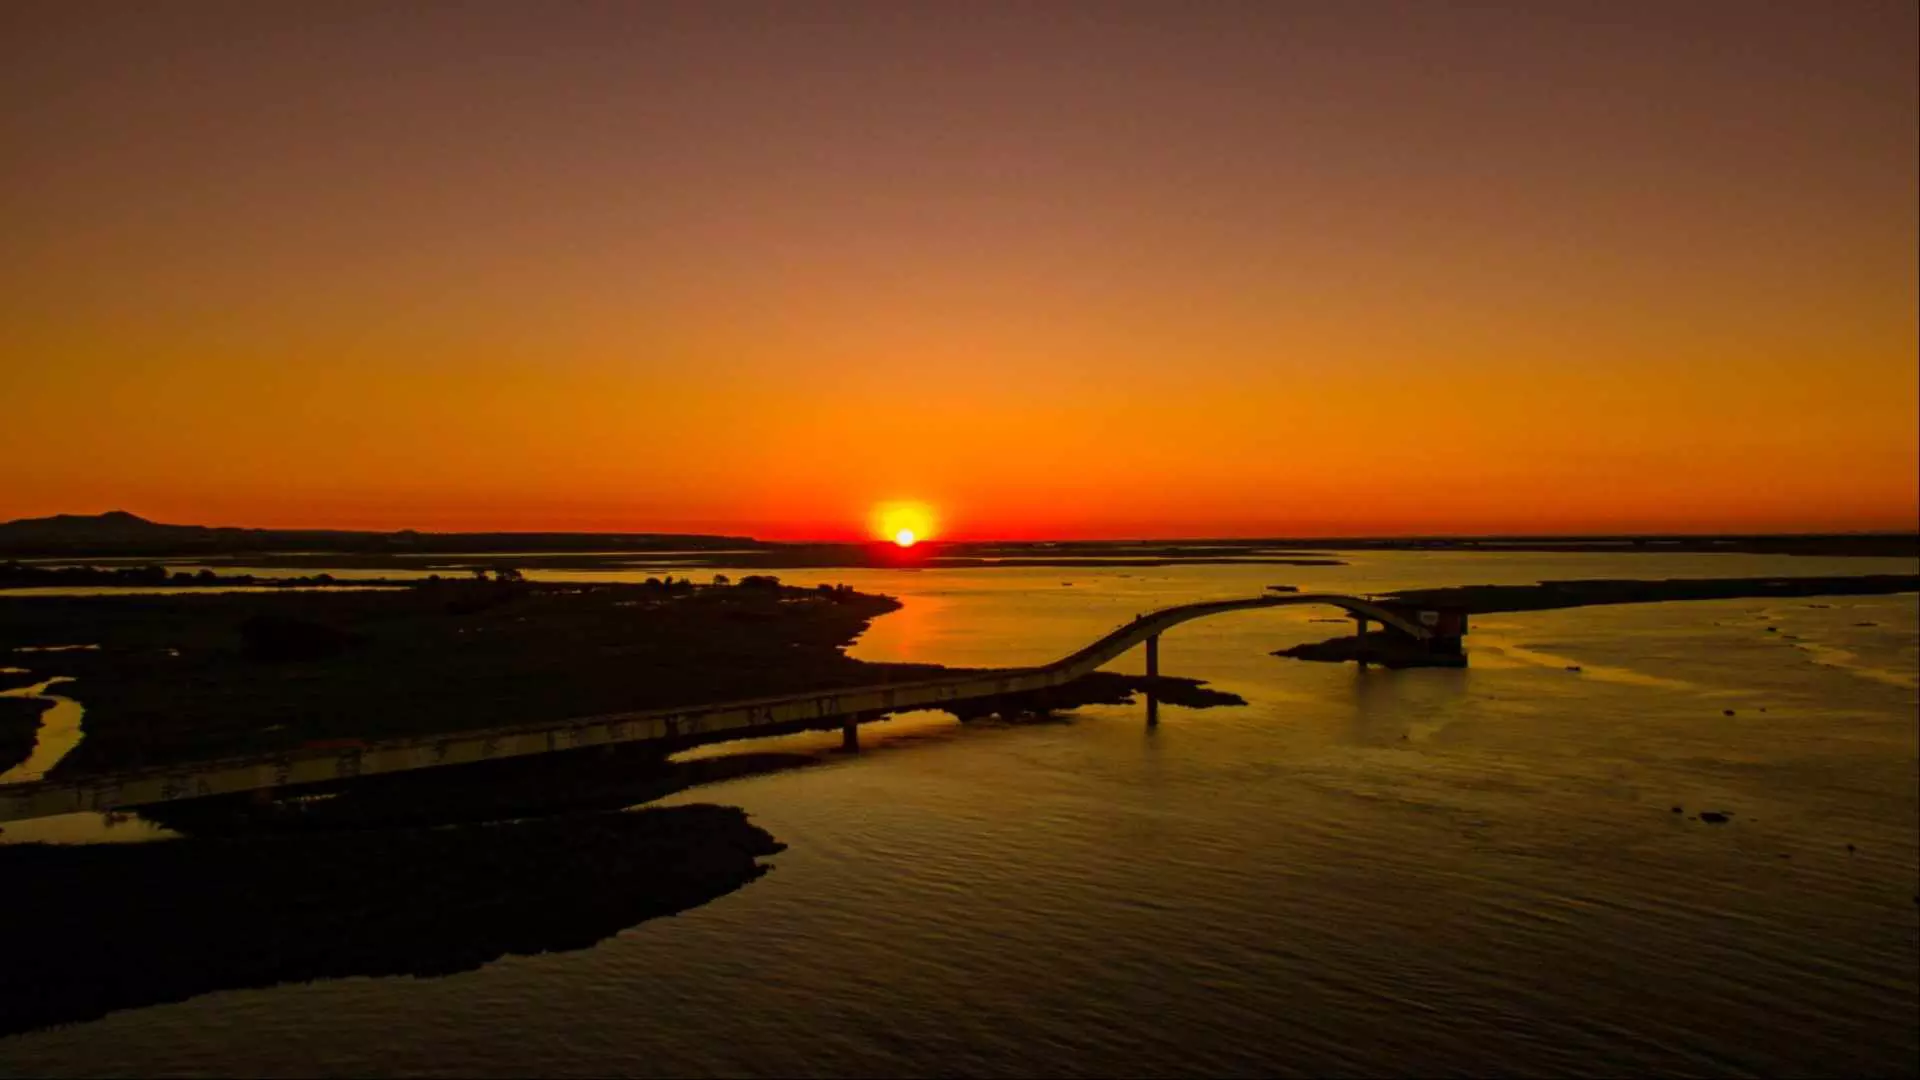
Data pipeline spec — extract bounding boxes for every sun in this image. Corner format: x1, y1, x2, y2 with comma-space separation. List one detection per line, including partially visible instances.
873, 501, 936, 547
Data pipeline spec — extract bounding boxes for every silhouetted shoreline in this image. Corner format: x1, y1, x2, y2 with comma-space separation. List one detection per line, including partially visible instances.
0, 561, 416, 590
1383, 575, 1920, 613
0, 698, 52, 773
1275, 632, 1469, 669
0, 804, 782, 1038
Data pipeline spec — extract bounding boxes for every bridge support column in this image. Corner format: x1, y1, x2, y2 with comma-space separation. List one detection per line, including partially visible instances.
842, 720, 860, 752
1354, 616, 1369, 669
1145, 633, 1161, 726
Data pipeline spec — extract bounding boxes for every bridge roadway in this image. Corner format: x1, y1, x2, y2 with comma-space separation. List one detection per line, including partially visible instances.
0, 594, 1429, 825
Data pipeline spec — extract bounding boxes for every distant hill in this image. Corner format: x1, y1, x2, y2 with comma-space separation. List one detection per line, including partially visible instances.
0, 511, 211, 546
0, 512, 757, 557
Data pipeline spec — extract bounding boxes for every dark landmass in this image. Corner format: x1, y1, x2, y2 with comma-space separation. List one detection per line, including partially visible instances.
0, 578, 1240, 778
1383, 575, 1920, 614
0, 510, 752, 558
1282, 534, 1919, 558
1274, 631, 1468, 669
0, 697, 52, 773
0, 669, 42, 692
937, 672, 1245, 720
1275, 574, 1920, 667
0, 804, 781, 1037
0, 579, 921, 775
0, 560, 415, 590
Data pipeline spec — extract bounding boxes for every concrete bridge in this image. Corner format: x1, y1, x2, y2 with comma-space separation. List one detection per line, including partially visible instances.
0, 594, 1453, 825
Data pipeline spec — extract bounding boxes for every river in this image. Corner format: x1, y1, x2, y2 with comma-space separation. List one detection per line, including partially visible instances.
2, 550, 1916, 1077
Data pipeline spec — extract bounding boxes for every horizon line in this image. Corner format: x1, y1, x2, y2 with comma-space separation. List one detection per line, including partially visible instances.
3, 510, 1917, 546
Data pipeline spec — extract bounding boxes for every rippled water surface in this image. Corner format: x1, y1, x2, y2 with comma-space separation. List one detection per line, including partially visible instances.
4, 552, 1916, 1077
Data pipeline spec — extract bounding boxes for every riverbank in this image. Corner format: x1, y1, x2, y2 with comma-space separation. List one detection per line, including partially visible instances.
1384, 574, 1920, 613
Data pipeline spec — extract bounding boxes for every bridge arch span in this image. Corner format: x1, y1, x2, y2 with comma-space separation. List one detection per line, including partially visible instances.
1043, 594, 1430, 681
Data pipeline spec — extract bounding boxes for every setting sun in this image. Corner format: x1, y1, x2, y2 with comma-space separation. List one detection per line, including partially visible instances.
874, 501, 936, 546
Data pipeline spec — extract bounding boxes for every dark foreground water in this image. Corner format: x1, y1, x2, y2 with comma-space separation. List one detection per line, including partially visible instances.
2, 551, 1916, 1077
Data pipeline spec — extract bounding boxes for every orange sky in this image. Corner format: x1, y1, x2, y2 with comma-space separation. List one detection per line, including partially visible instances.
2, 1, 1914, 540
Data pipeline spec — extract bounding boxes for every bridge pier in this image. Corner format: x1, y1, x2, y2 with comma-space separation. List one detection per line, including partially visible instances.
1145, 633, 1161, 726
841, 719, 859, 752
1354, 616, 1369, 669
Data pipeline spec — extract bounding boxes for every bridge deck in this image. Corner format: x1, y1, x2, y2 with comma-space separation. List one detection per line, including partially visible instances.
0, 593, 1428, 824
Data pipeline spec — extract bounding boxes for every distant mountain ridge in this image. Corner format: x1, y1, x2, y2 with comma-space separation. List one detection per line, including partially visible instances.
0, 510, 205, 541
0, 511, 756, 556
